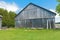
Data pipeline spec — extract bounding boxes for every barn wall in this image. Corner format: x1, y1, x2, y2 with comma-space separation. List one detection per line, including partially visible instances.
15, 4, 55, 28
15, 4, 55, 20
15, 18, 55, 28
0, 18, 2, 29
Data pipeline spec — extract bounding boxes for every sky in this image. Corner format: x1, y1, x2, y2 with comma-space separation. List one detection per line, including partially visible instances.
0, 0, 59, 22
0, 0, 57, 12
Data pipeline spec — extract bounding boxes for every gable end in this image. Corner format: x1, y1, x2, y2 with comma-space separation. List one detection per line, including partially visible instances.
15, 3, 56, 18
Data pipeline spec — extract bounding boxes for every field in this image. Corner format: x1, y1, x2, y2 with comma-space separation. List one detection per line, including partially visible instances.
0, 28, 60, 40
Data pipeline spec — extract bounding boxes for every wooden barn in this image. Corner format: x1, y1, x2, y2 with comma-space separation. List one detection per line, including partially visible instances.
15, 3, 56, 29
0, 15, 2, 29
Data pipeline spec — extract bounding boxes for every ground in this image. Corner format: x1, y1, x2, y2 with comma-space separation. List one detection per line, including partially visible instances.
0, 28, 60, 40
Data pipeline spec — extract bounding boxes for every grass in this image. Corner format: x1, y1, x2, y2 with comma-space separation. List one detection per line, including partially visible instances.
0, 28, 60, 40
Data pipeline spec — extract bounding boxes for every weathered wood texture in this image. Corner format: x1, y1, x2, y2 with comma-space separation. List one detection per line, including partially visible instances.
15, 3, 56, 29
0, 17, 2, 29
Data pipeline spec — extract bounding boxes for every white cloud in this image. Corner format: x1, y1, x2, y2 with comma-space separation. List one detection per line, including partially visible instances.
0, 1, 19, 12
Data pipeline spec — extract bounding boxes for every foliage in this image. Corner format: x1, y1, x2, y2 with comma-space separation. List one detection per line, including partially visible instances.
8, 11, 16, 27
56, 0, 60, 15
57, 0, 60, 2
56, 4, 60, 13
0, 8, 16, 27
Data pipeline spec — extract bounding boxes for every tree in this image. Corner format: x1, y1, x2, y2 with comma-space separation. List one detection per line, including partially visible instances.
0, 8, 5, 15
56, 0, 60, 15
0, 8, 16, 27
57, 0, 60, 2
2, 10, 8, 26
8, 11, 16, 27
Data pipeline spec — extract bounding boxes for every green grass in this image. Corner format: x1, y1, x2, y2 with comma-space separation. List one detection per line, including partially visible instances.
0, 28, 60, 40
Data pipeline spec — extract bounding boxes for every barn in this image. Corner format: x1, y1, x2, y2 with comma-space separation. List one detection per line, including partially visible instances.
15, 3, 56, 29
0, 15, 2, 29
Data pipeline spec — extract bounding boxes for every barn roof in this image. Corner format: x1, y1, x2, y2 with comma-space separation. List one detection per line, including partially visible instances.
15, 3, 56, 17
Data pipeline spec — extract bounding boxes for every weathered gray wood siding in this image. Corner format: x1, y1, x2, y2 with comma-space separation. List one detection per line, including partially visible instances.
0, 18, 2, 29
15, 4, 55, 20
15, 4, 55, 28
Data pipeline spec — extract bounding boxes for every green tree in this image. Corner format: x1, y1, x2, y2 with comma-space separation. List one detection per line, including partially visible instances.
0, 8, 5, 15
57, 0, 60, 2
0, 8, 16, 27
2, 10, 8, 26
8, 11, 16, 27
56, 0, 60, 15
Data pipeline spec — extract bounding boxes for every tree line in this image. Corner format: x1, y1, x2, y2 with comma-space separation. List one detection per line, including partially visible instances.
0, 8, 16, 28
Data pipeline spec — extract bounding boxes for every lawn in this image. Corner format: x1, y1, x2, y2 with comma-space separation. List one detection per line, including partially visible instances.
0, 28, 60, 40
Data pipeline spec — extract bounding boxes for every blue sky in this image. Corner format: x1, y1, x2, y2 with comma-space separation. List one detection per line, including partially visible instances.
16, 0, 57, 10
0, 0, 57, 12
10, 0, 57, 9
